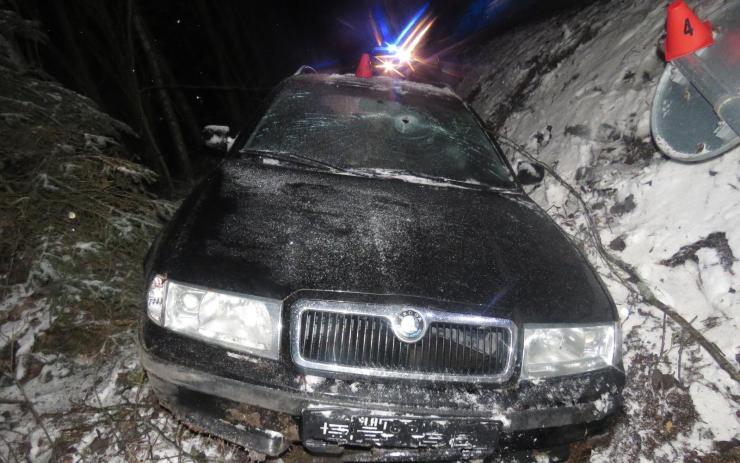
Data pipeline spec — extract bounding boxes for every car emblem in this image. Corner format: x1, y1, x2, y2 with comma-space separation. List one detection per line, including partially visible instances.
393, 309, 426, 342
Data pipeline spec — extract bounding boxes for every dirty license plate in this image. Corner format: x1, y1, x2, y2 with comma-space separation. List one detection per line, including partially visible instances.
302, 410, 499, 449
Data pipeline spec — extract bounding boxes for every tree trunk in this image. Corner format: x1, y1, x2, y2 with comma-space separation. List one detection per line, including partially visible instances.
137, 93, 174, 192
49, 2, 103, 104
194, 0, 243, 124
158, 57, 203, 147
132, 6, 193, 185
124, 0, 173, 194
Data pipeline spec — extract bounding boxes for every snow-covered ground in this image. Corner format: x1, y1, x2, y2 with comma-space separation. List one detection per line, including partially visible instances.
459, 0, 738, 459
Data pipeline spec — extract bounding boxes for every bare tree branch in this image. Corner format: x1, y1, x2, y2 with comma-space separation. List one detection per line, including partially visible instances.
494, 132, 740, 383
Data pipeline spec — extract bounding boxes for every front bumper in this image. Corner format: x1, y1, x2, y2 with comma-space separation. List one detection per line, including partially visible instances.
139, 320, 624, 459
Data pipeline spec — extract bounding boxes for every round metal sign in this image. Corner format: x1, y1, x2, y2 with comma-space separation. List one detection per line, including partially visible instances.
651, 2, 740, 162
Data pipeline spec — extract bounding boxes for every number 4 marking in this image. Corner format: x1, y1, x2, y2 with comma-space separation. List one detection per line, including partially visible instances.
684, 18, 694, 36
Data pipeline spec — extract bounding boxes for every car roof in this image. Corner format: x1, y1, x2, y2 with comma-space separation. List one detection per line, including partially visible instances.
284, 73, 461, 101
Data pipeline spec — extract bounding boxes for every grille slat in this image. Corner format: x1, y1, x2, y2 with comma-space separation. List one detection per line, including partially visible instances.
298, 311, 511, 377
302, 312, 311, 357
327, 313, 335, 361
377, 321, 384, 365
494, 331, 500, 373
353, 317, 361, 364
434, 325, 440, 371
367, 318, 374, 365
326, 314, 332, 361
315, 311, 324, 360
475, 327, 482, 373
337, 316, 346, 361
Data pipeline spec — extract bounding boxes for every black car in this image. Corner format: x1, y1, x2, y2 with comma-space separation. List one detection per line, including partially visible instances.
139, 73, 624, 461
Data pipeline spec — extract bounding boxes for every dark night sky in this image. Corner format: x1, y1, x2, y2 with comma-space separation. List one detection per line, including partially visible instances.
143, 0, 588, 119
27, 0, 591, 121
145, 0, 589, 81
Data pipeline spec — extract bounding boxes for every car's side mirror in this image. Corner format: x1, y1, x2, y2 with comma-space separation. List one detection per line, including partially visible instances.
516, 161, 545, 185
202, 125, 233, 152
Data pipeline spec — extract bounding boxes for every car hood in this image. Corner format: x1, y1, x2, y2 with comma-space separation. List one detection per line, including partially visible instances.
151, 161, 615, 324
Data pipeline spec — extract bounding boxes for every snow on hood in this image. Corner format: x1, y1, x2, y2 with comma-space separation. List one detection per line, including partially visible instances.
154, 160, 614, 325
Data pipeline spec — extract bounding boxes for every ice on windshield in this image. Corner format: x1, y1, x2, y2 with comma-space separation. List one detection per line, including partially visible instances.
243, 77, 515, 188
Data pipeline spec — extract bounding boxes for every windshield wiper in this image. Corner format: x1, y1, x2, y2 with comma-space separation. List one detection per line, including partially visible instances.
239, 152, 513, 190
352, 168, 468, 186
352, 168, 515, 191
240, 149, 366, 176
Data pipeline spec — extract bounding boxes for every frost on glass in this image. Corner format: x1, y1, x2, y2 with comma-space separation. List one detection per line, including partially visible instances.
244, 79, 515, 188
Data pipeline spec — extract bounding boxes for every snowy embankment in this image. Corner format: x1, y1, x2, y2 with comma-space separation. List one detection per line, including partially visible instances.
459, 0, 738, 460
0, 13, 249, 461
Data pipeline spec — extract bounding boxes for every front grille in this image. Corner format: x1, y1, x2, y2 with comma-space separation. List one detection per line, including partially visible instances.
295, 308, 513, 379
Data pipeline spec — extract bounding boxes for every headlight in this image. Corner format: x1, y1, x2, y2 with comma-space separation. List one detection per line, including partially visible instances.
146, 275, 281, 359
521, 323, 619, 379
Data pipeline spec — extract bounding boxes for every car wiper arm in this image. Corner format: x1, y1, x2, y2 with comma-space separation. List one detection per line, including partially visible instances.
352, 168, 515, 191
352, 168, 461, 185
240, 149, 329, 170
241, 149, 367, 177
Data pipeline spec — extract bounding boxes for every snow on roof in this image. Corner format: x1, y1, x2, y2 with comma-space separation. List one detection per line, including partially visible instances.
291, 72, 459, 99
